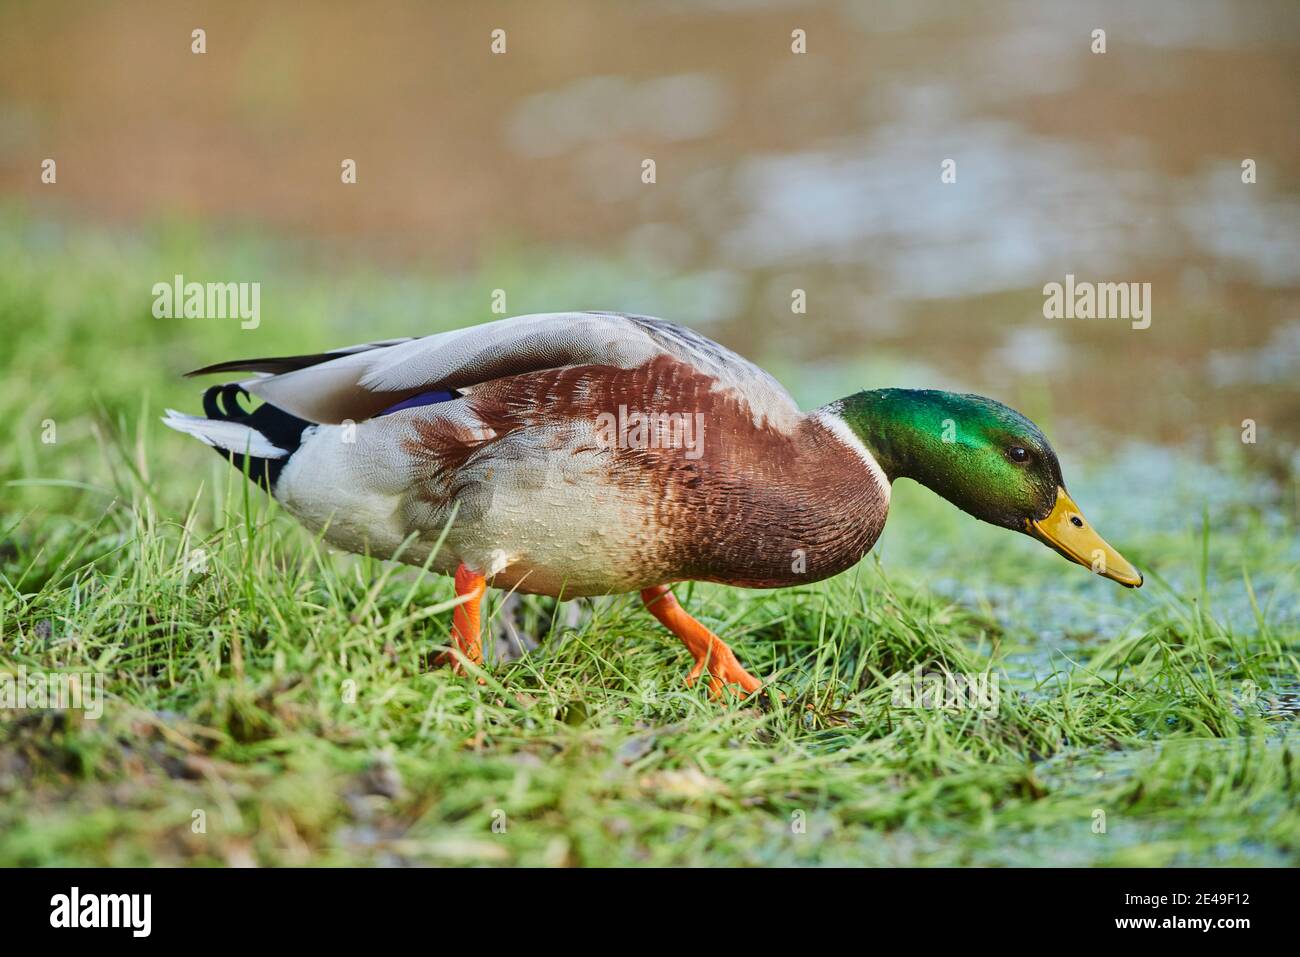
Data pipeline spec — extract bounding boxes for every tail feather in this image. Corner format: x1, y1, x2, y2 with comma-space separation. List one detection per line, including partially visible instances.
161, 410, 289, 458
163, 384, 309, 489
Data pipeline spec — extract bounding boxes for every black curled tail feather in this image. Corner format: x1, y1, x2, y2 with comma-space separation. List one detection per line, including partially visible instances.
202, 384, 309, 490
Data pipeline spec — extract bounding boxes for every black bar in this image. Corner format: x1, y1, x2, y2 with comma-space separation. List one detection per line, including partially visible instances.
0, 867, 1282, 943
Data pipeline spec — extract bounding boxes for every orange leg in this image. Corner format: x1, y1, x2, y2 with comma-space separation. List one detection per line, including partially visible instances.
434, 563, 487, 674
640, 585, 761, 698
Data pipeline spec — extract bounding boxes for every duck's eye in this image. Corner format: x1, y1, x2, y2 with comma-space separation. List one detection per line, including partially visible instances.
1008, 446, 1030, 463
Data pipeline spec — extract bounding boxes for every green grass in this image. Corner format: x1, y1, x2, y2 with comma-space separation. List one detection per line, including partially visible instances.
0, 212, 1297, 866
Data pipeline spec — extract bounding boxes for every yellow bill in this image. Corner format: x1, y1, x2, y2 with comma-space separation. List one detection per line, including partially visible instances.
1026, 486, 1143, 587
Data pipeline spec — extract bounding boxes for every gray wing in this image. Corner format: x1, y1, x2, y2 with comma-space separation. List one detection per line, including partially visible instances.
211, 312, 800, 426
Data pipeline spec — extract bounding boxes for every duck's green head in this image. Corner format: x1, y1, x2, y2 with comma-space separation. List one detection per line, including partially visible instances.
836, 388, 1142, 587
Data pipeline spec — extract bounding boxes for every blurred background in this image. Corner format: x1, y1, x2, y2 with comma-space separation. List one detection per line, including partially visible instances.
2, 0, 1298, 443
0, 0, 1296, 631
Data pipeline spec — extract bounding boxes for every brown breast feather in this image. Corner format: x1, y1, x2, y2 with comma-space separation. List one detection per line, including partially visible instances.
399, 355, 888, 588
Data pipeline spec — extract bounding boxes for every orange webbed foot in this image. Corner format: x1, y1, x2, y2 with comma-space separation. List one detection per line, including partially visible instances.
640, 585, 762, 699
433, 563, 488, 680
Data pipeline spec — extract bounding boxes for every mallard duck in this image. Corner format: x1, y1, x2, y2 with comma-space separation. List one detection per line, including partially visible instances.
164, 312, 1141, 695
